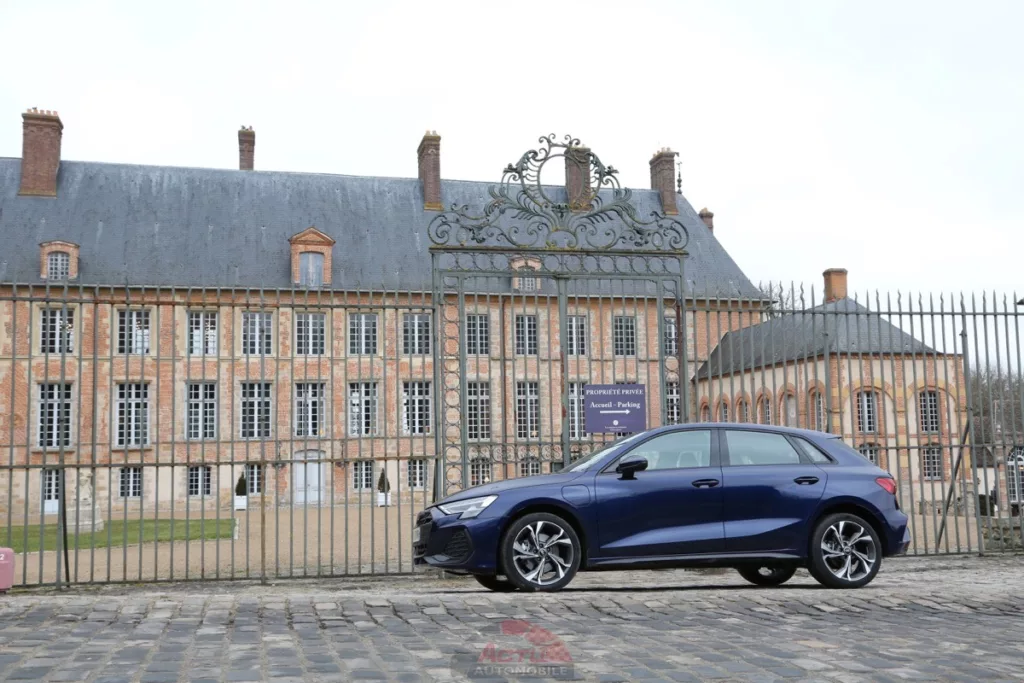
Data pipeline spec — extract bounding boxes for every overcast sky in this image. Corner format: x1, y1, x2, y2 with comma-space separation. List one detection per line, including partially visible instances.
2, 0, 1022, 300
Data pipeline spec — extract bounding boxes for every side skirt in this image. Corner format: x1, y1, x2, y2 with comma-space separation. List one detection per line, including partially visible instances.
584, 552, 803, 571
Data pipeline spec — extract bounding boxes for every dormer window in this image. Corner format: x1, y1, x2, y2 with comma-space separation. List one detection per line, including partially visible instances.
289, 227, 335, 287
510, 256, 542, 293
47, 252, 70, 280
39, 240, 80, 281
299, 252, 324, 287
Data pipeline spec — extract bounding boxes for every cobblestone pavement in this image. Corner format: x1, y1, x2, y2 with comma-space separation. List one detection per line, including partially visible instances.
0, 555, 1022, 683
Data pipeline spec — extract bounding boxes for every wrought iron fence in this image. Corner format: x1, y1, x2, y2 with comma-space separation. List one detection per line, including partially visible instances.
2, 281, 1023, 587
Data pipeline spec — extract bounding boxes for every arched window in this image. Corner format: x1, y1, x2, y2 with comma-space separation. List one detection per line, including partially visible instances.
700, 404, 710, 422
856, 390, 879, 434
719, 401, 730, 423
47, 251, 70, 280
811, 391, 827, 431
917, 390, 941, 434
757, 397, 772, 425
782, 395, 797, 427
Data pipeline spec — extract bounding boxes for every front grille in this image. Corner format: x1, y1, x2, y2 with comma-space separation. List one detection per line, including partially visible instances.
442, 529, 472, 561
416, 510, 432, 526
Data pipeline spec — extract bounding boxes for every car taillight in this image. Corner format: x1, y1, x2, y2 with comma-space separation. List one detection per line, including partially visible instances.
875, 477, 897, 495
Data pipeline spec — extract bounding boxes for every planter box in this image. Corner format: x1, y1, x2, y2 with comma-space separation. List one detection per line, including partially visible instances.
234, 496, 248, 511
376, 492, 392, 507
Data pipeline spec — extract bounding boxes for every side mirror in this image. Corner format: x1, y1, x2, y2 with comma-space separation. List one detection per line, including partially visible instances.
615, 455, 648, 480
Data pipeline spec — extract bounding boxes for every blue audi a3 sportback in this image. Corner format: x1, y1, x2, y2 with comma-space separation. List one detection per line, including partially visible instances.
413, 424, 911, 592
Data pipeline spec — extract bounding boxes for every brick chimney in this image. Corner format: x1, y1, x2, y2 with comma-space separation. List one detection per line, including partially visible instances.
417, 131, 442, 211
19, 108, 63, 197
699, 207, 714, 233
649, 148, 678, 215
565, 146, 592, 212
823, 268, 848, 303
238, 126, 255, 170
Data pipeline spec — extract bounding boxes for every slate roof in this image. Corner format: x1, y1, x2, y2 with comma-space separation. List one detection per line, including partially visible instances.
0, 157, 761, 297
694, 297, 939, 380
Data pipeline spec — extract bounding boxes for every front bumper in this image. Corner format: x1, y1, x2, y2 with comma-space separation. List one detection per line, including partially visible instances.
412, 506, 502, 573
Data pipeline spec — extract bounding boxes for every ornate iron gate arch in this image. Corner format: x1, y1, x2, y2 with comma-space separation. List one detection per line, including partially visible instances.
429, 135, 690, 498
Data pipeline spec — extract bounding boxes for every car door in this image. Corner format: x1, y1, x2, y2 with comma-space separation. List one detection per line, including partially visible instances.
594, 429, 725, 558
720, 429, 828, 553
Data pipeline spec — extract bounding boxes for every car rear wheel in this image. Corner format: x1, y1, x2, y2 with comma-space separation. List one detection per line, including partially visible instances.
736, 565, 797, 587
500, 513, 581, 592
808, 513, 882, 589
473, 574, 519, 592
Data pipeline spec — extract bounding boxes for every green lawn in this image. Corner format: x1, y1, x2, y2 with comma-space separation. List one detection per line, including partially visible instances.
4, 518, 235, 553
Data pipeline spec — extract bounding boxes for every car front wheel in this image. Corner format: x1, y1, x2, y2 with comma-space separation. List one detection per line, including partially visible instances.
737, 565, 797, 587
500, 513, 581, 592
808, 513, 882, 588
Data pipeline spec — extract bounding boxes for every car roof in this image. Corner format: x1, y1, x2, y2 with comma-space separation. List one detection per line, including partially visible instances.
648, 423, 837, 440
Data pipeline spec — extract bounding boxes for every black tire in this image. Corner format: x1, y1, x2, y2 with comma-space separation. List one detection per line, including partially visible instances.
499, 512, 581, 592
736, 565, 797, 587
807, 512, 882, 589
473, 574, 519, 592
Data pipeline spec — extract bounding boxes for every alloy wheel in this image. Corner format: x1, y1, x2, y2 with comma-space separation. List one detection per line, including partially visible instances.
511, 520, 575, 587
820, 520, 877, 582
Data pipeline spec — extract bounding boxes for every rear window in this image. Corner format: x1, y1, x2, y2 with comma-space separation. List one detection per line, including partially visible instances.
791, 436, 837, 464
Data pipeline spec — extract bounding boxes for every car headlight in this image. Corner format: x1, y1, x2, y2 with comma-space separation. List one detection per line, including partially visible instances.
437, 495, 498, 519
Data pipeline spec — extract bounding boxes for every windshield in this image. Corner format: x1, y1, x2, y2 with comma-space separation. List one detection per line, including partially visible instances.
565, 432, 646, 472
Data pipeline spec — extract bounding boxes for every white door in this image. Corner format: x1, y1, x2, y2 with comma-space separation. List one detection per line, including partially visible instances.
293, 451, 324, 504
42, 469, 60, 514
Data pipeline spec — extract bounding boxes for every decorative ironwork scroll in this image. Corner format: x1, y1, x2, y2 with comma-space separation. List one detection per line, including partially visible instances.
428, 134, 689, 251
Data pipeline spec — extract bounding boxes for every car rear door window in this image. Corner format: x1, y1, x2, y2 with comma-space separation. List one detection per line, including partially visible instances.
791, 437, 834, 464
623, 430, 713, 470
724, 430, 801, 466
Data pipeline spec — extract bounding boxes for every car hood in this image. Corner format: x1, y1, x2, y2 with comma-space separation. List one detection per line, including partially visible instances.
434, 472, 584, 505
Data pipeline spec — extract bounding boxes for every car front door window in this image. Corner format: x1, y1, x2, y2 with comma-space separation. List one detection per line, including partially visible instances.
618, 430, 712, 471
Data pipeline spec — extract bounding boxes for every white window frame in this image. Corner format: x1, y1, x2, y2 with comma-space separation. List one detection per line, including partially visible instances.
348, 382, 379, 437
1007, 448, 1024, 504
918, 390, 940, 434
566, 315, 588, 356
758, 397, 773, 425
116, 383, 149, 447
294, 382, 325, 438
519, 458, 542, 478
240, 382, 272, 439
569, 382, 586, 440
402, 312, 432, 355
613, 315, 637, 357
857, 391, 878, 434
119, 466, 142, 499
118, 309, 151, 355
663, 317, 678, 357
298, 251, 325, 287
187, 310, 218, 356
408, 458, 428, 489
719, 402, 730, 422
294, 312, 326, 356
241, 311, 273, 356
700, 405, 710, 422
40, 308, 74, 354
514, 314, 538, 356
348, 313, 378, 355
922, 446, 943, 480
465, 314, 490, 356
42, 468, 61, 510
470, 458, 492, 486
402, 381, 432, 435
353, 460, 374, 491
38, 383, 73, 448
466, 381, 492, 441
813, 392, 827, 431
737, 400, 751, 423
666, 382, 680, 424
246, 463, 264, 495
47, 251, 70, 280
516, 381, 540, 440
858, 443, 880, 464
186, 383, 217, 441
187, 465, 212, 498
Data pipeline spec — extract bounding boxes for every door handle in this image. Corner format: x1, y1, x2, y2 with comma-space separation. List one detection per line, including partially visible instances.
794, 476, 820, 485
691, 478, 720, 488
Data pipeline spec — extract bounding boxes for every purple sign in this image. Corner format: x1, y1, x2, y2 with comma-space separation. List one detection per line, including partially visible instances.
583, 384, 647, 434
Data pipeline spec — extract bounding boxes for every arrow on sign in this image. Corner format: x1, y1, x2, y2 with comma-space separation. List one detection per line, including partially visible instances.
600, 409, 631, 415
